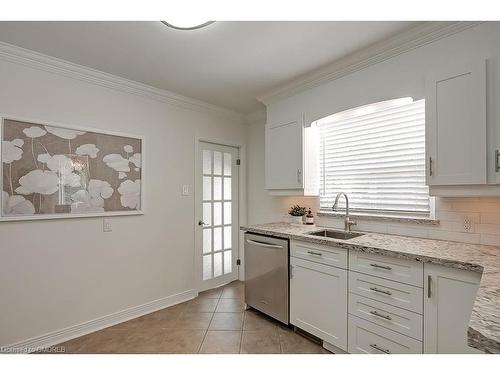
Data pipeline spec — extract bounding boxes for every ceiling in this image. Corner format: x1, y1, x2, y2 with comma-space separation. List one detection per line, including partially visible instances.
0, 21, 418, 114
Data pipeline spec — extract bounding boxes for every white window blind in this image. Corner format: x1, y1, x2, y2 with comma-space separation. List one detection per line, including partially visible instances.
319, 98, 430, 215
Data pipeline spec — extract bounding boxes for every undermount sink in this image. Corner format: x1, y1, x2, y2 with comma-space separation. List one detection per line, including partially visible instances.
307, 229, 364, 240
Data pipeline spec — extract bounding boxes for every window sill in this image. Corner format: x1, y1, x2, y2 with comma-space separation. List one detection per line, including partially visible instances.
317, 210, 439, 225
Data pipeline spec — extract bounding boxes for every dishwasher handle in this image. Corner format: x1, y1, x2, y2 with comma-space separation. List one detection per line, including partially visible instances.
246, 239, 283, 249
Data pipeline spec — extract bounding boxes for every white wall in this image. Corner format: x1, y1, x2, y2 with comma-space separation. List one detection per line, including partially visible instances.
247, 22, 500, 247
0, 56, 247, 346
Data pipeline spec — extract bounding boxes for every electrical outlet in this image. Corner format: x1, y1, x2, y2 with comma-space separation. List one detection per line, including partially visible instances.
463, 216, 474, 233
182, 185, 190, 196
103, 218, 112, 232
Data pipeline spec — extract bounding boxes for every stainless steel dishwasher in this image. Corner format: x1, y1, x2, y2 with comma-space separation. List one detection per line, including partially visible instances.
244, 232, 289, 324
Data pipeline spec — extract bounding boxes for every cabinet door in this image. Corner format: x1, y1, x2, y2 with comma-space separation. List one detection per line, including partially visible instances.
423, 263, 482, 353
426, 59, 486, 185
290, 257, 347, 350
265, 117, 303, 189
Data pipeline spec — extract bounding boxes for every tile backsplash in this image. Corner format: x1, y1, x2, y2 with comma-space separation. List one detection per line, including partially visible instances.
315, 197, 500, 247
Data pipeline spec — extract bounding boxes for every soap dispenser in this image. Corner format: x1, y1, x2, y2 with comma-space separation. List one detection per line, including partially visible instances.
305, 208, 314, 225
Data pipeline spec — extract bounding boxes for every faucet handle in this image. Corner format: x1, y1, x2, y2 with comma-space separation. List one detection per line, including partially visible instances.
347, 218, 357, 230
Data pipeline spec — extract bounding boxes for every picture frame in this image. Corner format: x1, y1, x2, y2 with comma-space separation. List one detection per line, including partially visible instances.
0, 114, 145, 221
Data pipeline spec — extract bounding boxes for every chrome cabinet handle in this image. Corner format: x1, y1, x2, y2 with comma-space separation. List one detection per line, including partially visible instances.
495, 150, 499, 173
246, 239, 283, 249
307, 250, 323, 256
370, 344, 391, 354
370, 287, 392, 296
370, 310, 392, 321
429, 156, 433, 176
297, 169, 302, 183
370, 263, 392, 270
427, 275, 432, 298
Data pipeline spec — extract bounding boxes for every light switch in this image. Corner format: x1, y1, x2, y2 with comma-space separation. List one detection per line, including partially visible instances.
182, 185, 190, 196
103, 218, 112, 232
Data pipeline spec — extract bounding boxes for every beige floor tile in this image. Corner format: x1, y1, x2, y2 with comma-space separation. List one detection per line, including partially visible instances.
118, 328, 167, 354
216, 298, 245, 313
243, 310, 279, 332
278, 327, 326, 354
43, 281, 330, 355
209, 313, 244, 331
240, 330, 281, 354
176, 312, 214, 330
160, 329, 207, 354
76, 328, 129, 354
221, 283, 245, 300
199, 331, 242, 354
199, 287, 223, 299
184, 297, 220, 313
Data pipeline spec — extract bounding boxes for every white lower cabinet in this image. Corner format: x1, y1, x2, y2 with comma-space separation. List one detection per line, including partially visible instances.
423, 263, 482, 354
348, 315, 422, 354
290, 256, 348, 351
349, 293, 423, 341
289, 241, 482, 354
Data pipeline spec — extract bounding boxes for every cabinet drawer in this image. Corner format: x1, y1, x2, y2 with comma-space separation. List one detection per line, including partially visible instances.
291, 241, 347, 269
349, 293, 423, 340
349, 251, 423, 287
349, 271, 423, 314
348, 315, 422, 354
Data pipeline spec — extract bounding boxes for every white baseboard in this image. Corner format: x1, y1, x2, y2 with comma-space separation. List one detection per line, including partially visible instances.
1, 289, 197, 354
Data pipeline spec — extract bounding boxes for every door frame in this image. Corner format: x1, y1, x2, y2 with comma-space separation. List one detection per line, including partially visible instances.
194, 137, 246, 293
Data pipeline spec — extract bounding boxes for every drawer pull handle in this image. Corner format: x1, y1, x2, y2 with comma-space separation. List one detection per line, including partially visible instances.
370, 310, 392, 321
370, 344, 391, 354
369, 287, 392, 296
427, 275, 432, 298
307, 250, 323, 256
370, 263, 392, 270
260, 300, 269, 305
246, 239, 283, 249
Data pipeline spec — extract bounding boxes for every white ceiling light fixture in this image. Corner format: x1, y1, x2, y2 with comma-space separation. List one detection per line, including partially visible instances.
161, 21, 215, 31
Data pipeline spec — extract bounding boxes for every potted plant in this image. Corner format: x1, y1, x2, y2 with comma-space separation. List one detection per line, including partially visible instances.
288, 205, 306, 225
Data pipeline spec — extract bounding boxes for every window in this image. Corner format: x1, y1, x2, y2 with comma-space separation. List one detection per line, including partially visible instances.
318, 98, 430, 216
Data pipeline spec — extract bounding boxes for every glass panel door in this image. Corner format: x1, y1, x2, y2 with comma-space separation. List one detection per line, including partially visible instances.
197, 142, 238, 290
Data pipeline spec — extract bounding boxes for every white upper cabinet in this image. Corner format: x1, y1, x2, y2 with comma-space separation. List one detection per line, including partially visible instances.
265, 112, 319, 195
425, 59, 487, 186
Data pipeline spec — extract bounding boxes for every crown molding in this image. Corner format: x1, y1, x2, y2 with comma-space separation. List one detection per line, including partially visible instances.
0, 41, 246, 123
258, 21, 484, 106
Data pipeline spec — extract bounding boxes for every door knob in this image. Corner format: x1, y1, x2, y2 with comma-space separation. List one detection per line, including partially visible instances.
198, 220, 207, 226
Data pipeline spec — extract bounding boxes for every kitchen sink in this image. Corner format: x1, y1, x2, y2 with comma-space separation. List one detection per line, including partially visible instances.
307, 229, 364, 240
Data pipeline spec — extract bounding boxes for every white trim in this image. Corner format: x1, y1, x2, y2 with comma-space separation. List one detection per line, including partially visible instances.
1, 113, 145, 221
0, 41, 245, 124
258, 22, 483, 105
1, 289, 197, 353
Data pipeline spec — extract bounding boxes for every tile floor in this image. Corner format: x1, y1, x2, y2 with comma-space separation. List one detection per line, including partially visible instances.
48, 281, 330, 354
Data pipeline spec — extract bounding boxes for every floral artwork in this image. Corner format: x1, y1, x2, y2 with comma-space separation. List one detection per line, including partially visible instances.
1, 118, 142, 219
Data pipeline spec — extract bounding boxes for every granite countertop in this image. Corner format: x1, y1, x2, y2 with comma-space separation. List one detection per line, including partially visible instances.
240, 222, 500, 354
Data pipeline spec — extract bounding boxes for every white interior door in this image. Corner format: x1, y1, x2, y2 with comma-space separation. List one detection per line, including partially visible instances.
196, 141, 239, 291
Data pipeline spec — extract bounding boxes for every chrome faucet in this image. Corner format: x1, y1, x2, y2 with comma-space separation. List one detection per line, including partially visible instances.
332, 192, 357, 232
